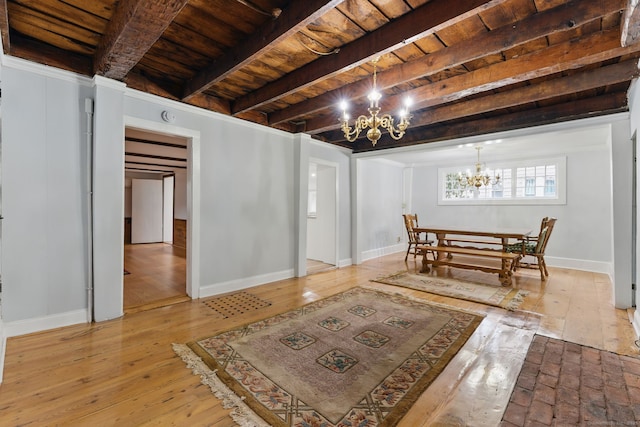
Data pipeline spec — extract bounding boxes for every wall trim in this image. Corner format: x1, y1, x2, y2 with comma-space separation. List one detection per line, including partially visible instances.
5, 310, 87, 338
633, 311, 640, 340
2, 55, 94, 86
309, 136, 352, 155
200, 269, 295, 299
361, 244, 405, 262
544, 256, 613, 276
339, 258, 353, 268
124, 88, 290, 140
358, 250, 612, 277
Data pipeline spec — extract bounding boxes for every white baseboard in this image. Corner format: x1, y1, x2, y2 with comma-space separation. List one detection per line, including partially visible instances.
544, 256, 612, 276
199, 268, 295, 299
361, 244, 405, 262
4, 309, 88, 338
358, 250, 613, 276
338, 258, 352, 268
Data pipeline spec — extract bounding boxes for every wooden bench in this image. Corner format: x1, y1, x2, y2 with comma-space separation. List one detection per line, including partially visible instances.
441, 238, 504, 254
443, 238, 504, 247
417, 245, 520, 287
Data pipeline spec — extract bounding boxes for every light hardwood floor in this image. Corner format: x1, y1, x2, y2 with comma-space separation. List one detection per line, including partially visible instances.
1, 250, 638, 426
124, 243, 189, 313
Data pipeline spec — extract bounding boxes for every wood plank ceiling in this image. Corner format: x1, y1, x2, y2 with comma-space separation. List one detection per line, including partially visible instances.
2, 0, 640, 153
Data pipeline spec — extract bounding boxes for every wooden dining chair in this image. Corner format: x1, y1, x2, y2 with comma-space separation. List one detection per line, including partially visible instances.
402, 214, 433, 261
507, 217, 557, 280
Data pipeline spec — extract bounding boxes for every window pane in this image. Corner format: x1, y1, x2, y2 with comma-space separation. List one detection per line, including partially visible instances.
441, 157, 562, 203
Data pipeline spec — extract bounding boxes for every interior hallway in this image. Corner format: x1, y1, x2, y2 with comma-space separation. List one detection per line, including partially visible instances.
1, 252, 638, 426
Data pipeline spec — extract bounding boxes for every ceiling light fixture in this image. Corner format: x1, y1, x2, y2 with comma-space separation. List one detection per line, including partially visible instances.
457, 146, 500, 188
339, 57, 412, 146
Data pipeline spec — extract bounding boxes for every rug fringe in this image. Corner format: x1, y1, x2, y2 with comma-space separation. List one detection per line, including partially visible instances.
172, 343, 272, 427
505, 290, 529, 311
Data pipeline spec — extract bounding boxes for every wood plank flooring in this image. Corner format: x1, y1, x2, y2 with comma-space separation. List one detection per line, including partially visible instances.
1, 250, 638, 426
306, 258, 336, 275
123, 243, 189, 313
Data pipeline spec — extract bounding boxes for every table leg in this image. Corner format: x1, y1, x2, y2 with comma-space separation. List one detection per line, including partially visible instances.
436, 232, 452, 259
420, 251, 431, 273
499, 270, 513, 286
500, 237, 509, 272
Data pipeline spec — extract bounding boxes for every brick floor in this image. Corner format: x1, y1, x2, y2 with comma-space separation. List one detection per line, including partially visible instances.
501, 335, 640, 426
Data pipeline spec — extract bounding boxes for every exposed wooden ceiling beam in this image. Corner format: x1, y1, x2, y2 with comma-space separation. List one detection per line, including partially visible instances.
348, 92, 629, 152
94, 0, 190, 79
182, 0, 345, 101
9, 32, 92, 75
125, 161, 187, 170
231, 0, 509, 114
621, 0, 640, 46
185, 93, 232, 116
125, 71, 182, 100
125, 137, 187, 149
321, 60, 638, 142
409, 60, 638, 129
307, 28, 640, 134
125, 152, 187, 163
269, 0, 623, 125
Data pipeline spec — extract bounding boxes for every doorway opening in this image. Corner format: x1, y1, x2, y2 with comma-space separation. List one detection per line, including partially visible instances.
306, 161, 338, 275
123, 127, 189, 313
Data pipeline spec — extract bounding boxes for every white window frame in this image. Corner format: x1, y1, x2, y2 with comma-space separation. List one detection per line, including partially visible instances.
438, 156, 566, 206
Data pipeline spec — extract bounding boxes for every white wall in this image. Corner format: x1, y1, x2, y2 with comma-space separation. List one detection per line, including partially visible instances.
610, 119, 634, 308
627, 79, 640, 337
2, 58, 93, 327
356, 159, 406, 261
0, 58, 353, 333
123, 95, 297, 297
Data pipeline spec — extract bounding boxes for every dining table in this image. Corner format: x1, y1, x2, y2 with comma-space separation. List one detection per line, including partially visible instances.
413, 225, 532, 286
414, 225, 532, 249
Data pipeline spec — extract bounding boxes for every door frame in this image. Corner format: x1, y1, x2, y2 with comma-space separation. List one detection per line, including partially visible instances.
122, 117, 201, 299
162, 174, 175, 244
307, 157, 339, 269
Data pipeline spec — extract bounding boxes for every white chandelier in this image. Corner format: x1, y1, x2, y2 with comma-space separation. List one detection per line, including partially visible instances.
339, 58, 412, 146
457, 146, 500, 188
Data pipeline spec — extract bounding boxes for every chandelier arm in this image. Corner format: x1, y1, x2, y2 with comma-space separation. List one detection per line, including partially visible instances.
341, 115, 372, 142
341, 121, 360, 142
379, 114, 408, 141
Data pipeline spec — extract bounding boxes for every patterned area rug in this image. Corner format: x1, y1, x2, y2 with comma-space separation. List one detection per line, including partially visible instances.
174, 287, 483, 427
372, 272, 528, 310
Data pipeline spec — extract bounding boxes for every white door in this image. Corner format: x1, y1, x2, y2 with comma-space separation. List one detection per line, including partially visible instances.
131, 179, 163, 244
163, 175, 174, 244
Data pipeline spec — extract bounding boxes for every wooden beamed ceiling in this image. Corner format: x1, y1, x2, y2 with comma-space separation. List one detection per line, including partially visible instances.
3, 0, 640, 152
